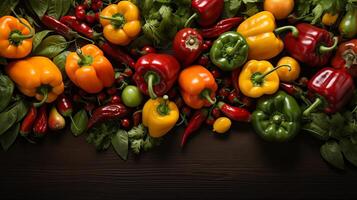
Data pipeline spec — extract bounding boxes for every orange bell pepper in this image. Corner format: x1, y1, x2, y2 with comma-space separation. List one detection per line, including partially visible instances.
178, 65, 218, 109
6, 56, 64, 105
65, 44, 115, 94
0, 16, 34, 59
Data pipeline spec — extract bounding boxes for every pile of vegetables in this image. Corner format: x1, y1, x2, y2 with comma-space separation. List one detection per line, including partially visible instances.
0, 0, 357, 170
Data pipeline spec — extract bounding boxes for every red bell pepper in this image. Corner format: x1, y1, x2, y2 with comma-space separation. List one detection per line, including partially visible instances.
173, 28, 204, 67
185, 0, 224, 28
331, 39, 357, 77
303, 68, 355, 116
133, 53, 181, 99
284, 23, 339, 67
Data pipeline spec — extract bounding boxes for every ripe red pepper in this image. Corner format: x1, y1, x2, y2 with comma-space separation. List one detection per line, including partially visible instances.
173, 28, 204, 67
87, 103, 129, 129
56, 94, 73, 117
84, 0, 103, 11
75, 5, 87, 22
98, 41, 135, 68
41, 15, 77, 40
331, 39, 357, 77
133, 53, 181, 99
20, 106, 37, 137
185, 0, 224, 28
181, 109, 209, 147
60, 15, 101, 40
33, 105, 48, 137
303, 68, 355, 116
201, 17, 243, 39
217, 102, 251, 122
280, 83, 311, 106
75, 4, 100, 24
284, 23, 339, 67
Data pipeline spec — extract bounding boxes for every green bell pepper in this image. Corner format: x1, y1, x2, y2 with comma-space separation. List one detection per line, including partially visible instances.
209, 31, 248, 71
252, 91, 302, 142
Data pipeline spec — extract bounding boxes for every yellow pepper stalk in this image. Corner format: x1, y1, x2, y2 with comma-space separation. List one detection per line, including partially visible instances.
100, 1, 141, 46
238, 60, 290, 98
142, 95, 179, 138
237, 11, 298, 60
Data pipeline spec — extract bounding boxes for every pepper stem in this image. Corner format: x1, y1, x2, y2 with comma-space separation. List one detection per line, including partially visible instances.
200, 89, 216, 105
100, 14, 126, 28
33, 87, 49, 108
226, 38, 242, 55
184, 13, 198, 28
303, 98, 323, 116
157, 95, 170, 116
252, 65, 291, 84
10, 9, 35, 43
146, 73, 158, 99
76, 49, 93, 66
319, 37, 338, 54
274, 25, 299, 37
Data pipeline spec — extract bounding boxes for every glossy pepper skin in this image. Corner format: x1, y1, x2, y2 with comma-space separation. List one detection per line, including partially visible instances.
19, 106, 37, 137
252, 91, 302, 142
217, 102, 251, 122
339, 4, 357, 39
0, 16, 34, 59
210, 31, 248, 71
100, 1, 141, 45
188, 0, 224, 28
173, 28, 204, 67
66, 44, 115, 94
6, 57, 64, 104
237, 11, 298, 60
33, 105, 48, 138
304, 68, 355, 115
142, 96, 179, 138
179, 65, 218, 109
201, 17, 243, 39
239, 60, 281, 98
60, 15, 100, 40
331, 39, 357, 77
284, 23, 339, 67
88, 103, 129, 129
98, 41, 135, 68
181, 109, 208, 147
133, 53, 180, 99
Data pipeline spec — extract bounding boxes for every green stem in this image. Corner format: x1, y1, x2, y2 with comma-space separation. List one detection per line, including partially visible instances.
76, 49, 93, 66
303, 98, 322, 116
100, 14, 125, 28
33, 88, 49, 108
226, 38, 242, 55
69, 115, 79, 131
274, 25, 299, 37
10, 9, 35, 43
200, 89, 216, 105
184, 13, 198, 28
253, 65, 291, 84
147, 74, 158, 99
157, 95, 170, 116
319, 37, 338, 54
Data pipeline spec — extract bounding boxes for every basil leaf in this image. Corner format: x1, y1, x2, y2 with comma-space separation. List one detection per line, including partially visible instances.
223, 0, 242, 18
47, 0, 63, 20
32, 30, 53, 52
340, 138, 357, 167
71, 110, 88, 136
32, 35, 67, 58
0, 123, 20, 151
28, 0, 48, 19
320, 141, 345, 170
53, 51, 70, 75
112, 129, 129, 160
14, 100, 29, 123
0, 0, 19, 16
0, 74, 14, 113
0, 109, 17, 136
61, 0, 72, 17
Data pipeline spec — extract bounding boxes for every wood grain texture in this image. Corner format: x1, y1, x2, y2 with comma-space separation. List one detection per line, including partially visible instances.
1, 123, 357, 199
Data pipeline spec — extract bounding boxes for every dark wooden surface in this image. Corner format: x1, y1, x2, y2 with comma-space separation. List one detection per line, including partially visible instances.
1, 123, 357, 199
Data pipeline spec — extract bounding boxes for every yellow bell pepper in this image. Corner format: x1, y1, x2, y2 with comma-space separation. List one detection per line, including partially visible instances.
237, 11, 298, 60
276, 56, 300, 82
238, 60, 289, 98
100, 1, 141, 46
142, 95, 179, 138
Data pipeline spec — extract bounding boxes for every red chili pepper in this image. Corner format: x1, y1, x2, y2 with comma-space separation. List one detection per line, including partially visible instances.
141, 46, 157, 55
304, 68, 355, 115
132, 110, 142, 127
33, 105, 48, 137
133, 53, 181, 99
181, 109, 209, 147
186, 0, 224, 28
20, 106, 37, 137
41, 15, 77, 40
121, 118, 131, 130
284, 23, 339, 67
98, 41, 135, 68
86, 11, 97, 24
75, 5, 87, 22
231, 68, 241, 95
217, 101, 251, 122
227, 91, 240, 105
60, 15, 100, 39
331, 39, 357, 77
56, 94, 73, 117
87, 103, 129, 129
280, 83, 310, 106
173, 28, 204, 67
201, 17, 243, 39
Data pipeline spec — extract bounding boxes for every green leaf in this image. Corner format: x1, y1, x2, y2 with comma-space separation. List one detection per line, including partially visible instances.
0, 0, 19, 16
28, 0, 48, 18
112, 129, 129, 160
130, 139, 143, 154
329, 113, 348, 139
128, 124, 145, 139
340, 138, 357, 167
0, 109, 17, 136
223, 0, 242, 18
0, 57, 7, 66
47, 0, 63, 19
14, 100, 29, 123
71, 109, 88, 136
32, 35, 67, 58
32, 30, 53, 52
303, 113, 331, 140
53, 51, 70, 76
61, 0, 72, 17
320, 141, 345, 170
0, 123, 19, 151
0, 74, 14, 113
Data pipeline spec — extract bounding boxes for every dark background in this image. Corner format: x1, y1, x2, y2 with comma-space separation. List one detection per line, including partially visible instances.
1, 123, 357, 199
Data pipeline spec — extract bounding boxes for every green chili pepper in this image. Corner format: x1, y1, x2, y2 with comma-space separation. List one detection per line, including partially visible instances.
339, 4, 357, 39
210, 31, 248, 71
252, 91, 302, 142
0, 74, 14, 112
71, 109, 88, 136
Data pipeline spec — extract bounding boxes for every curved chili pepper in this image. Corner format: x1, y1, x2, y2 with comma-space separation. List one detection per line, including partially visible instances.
87, 103, 129, 129
181, 109, 209, 147
20, 105, 37, 137
33, 105, 48, 138
217, 101, 251, 122
98, 41, 135, 68
201, 17, 243, 39
41, 15, 77, 40
60, 15, 100, 40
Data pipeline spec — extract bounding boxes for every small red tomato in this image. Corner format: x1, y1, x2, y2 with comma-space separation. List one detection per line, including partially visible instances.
110, 95, 122, 104
227, 92, 239, 104
141, 46, 156, 55
211, 107, 221, 119
121, 118, 131, 129
86, 11, 96, 24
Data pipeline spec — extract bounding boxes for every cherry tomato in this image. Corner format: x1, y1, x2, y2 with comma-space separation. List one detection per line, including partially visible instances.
121, 118, 131, 129
121, 85, 143, 108
141, 46, 156, 55
110, 95, 122, 104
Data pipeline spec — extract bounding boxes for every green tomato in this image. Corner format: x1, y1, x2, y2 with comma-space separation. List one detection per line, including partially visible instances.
121, 85, 143, 107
